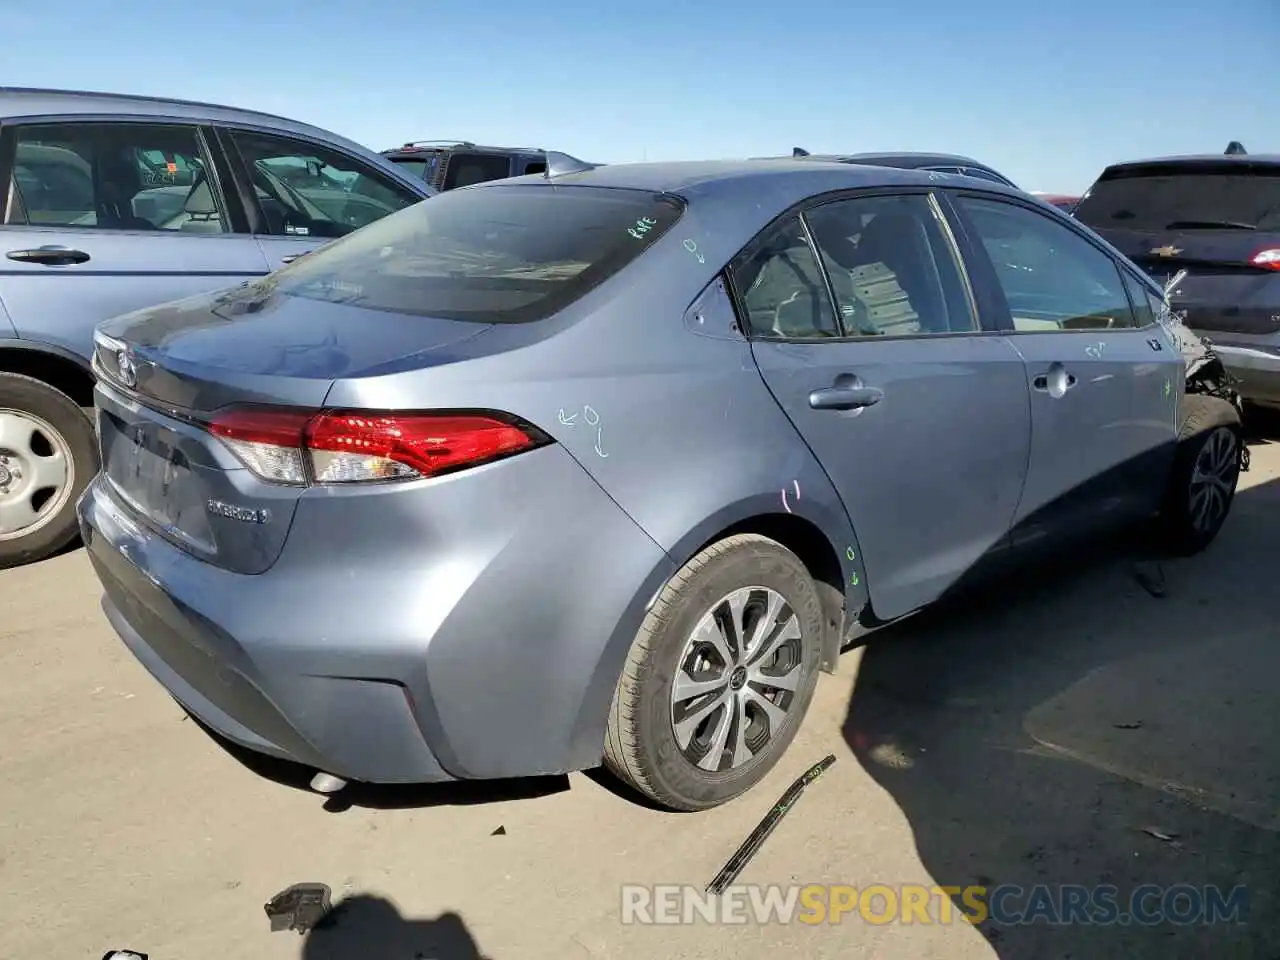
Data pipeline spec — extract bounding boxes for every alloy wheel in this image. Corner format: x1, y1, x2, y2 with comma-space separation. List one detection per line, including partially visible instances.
669, 586, 805, 773
1188, 426, 1238, 534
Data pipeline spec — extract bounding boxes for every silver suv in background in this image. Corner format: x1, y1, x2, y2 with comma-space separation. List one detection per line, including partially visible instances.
0, 87, 434, 567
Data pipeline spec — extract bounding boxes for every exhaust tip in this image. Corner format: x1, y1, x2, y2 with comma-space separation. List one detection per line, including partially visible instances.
309, 772, 347, 794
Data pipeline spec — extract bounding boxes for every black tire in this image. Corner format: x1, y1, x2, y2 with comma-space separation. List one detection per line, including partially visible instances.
604, 534, 825, 811
0, 372, 98, 569
1156, 394, 1242, 556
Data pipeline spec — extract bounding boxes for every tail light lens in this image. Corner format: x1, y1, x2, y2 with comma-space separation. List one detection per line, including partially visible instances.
1249, 247, 1280, 271
207, 408, 546, 485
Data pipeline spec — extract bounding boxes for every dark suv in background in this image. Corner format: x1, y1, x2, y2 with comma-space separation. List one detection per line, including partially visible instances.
1073, 143, 1280, 410
381, 140, 548, 190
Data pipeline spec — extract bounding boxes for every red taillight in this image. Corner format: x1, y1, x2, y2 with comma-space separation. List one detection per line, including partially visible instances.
305, 412, 539, 483
1249, 247, 1280, 271
206, 408, 544, 485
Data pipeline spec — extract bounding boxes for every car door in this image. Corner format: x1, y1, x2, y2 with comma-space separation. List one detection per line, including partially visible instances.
739, 190, 1033, 622
214, 127, 427, 270
945, 191, 1183, 547
0, 118, 269, 362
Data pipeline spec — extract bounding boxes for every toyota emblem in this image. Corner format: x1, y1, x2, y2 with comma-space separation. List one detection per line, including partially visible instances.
116, 348, 137, 388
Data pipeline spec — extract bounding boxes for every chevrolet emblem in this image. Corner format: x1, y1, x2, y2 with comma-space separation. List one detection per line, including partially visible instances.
1150, 245, 1182, 258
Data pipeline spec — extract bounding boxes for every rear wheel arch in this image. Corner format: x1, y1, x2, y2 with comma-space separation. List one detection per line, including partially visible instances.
687, 512, 848, 672
0, 343, 96, 408
570, 498, 871, 768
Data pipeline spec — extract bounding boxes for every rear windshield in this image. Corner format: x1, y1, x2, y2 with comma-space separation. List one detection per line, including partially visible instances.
1074, 164, 1280, 232
266, 184, 684, 322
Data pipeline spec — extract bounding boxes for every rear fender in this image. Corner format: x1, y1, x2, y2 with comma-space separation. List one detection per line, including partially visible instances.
568, 485, 869, 768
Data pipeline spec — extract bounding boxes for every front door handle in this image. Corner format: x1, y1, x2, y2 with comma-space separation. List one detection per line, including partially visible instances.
808, 385, 884, 411
6, 246, 91, 266
1032, 364, 1077, 396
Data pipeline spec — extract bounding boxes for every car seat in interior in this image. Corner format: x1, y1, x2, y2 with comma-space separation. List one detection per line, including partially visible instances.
178, 175, 223, 233
95, 152, 157, 230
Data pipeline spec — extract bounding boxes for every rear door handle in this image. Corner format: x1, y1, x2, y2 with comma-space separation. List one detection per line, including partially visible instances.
6, 246, 91, 266
808, 385, 884, 411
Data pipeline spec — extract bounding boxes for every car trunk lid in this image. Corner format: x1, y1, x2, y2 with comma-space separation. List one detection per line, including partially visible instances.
92, 282, 494, 573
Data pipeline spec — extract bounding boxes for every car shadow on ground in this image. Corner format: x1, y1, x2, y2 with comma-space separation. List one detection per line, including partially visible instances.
1242, 404, 1280, 444
302, 895, 492, 960
842, 471, 1280, 958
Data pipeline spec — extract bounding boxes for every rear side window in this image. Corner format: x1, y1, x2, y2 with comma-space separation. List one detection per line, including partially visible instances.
443, 153, 514, 189
266, 184, 684, 322
1074, 164, 1280, 232
3, 122, 224, 232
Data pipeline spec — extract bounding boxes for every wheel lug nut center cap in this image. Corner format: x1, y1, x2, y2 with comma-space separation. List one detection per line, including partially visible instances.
730, 666, 747, 690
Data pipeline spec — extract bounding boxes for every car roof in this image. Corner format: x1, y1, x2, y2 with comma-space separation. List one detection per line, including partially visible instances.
808, 151, 997, 170
1102, 153, 1280, 172
478, 157, 1022, 206
0, 86, 376, 160
385, 142, 544, 155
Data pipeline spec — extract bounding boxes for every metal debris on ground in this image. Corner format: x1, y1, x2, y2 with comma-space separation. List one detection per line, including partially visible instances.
1142, 827, 1180, 842
1113, 721, 1144, 730
706, 754, 837, 896
264, 882, 333, 933
1133, 562, 1167, 598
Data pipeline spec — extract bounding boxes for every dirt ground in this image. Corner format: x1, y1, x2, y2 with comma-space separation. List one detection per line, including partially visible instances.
2, 432, 1279, 960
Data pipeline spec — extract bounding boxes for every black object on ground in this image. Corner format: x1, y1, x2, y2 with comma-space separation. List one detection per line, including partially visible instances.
102, 952, 148, 960
1133, 562, 1167, 598
706, 754, 837, 895
265, 882, 333, 933
491, 825, 506, 835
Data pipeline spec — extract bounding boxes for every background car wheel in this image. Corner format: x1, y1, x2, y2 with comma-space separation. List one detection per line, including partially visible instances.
604, 533, 825, 812
0, 372, 99, 569
1157, 394, 1242, 556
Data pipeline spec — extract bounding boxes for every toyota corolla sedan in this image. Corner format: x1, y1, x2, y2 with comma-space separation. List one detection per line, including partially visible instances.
79, 156, 1244, 812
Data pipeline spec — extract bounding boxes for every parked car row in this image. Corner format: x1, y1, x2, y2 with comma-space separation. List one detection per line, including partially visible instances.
0, 86, 1254, 814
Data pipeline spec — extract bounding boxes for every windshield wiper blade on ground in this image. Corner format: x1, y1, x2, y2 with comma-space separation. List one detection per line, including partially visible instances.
1164, 219, 1258, 230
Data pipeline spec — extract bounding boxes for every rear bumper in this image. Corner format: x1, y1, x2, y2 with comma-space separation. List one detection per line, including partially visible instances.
77, 441, 674, 785
81, 483, 454, 782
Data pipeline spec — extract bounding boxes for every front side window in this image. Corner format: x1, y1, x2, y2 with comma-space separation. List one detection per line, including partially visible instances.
805, 193, 977, 336
1120, 269, 1158, 328
3, 122, 225, 233
389, 157, 436, 182
730, 217, 839, 340
229, 130, 421, 239
254, 184, 683, 323
956, 196, 1137, 331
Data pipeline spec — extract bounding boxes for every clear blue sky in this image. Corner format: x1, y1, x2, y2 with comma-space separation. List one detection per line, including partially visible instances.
2, 0, 1274, 193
